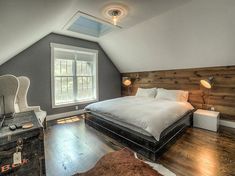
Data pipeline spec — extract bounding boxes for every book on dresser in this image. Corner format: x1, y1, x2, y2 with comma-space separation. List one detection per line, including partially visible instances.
0, 111, 46, 176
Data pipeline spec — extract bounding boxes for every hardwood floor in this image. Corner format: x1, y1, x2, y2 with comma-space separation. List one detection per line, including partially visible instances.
45, 116, 235, 176
157, 127, 235, 176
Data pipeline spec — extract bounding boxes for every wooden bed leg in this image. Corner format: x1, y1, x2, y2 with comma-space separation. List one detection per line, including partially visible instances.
84, 113, 88, 123
190, 113, 194, 127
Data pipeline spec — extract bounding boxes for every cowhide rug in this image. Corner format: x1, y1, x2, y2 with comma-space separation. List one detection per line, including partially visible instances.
74, 148, 175, 176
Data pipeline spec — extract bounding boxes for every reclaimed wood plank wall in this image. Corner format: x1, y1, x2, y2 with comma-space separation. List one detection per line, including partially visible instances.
122, 66, 235, 121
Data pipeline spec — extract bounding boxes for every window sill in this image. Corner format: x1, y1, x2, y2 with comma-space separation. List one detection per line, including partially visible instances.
52, 99, 98, 108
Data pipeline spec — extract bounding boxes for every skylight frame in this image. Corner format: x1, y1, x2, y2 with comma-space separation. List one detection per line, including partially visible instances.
63, 11, 121, 38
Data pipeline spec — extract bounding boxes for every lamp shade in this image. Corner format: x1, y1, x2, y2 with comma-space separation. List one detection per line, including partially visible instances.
200, 76, 214, 89
122, 77, 131, 86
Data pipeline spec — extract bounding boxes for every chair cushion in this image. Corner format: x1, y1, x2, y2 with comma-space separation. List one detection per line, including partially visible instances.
14, 103, 20, 113
35, 111, 47, 125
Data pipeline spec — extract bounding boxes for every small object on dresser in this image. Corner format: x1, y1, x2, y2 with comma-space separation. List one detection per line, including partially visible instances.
22, 122, 34, 129
193, 109, 220, 132
9, 124, 17, 131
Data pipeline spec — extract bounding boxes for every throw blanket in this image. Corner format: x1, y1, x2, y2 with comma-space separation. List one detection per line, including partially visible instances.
75, 148, 162, 176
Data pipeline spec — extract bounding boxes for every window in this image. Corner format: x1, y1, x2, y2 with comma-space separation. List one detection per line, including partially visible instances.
51, 43, 98, 108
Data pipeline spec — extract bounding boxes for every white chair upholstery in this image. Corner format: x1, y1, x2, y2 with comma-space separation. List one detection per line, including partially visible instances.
17, 76, 47, 126
0, 75, 19, 114
0, 74, 46, 127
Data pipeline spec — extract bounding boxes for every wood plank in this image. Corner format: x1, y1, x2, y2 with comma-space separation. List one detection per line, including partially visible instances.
122, 65, 235, 121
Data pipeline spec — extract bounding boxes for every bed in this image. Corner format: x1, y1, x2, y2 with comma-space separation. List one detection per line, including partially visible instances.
85, 92, 194, 161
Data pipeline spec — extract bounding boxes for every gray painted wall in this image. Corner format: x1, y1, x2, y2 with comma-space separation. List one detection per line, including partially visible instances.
0, 33, 121, 115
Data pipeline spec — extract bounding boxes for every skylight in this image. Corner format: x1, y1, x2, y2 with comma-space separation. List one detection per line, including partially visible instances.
65, 12, 119, 37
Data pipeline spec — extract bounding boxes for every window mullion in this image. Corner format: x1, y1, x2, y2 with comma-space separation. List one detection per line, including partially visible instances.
73, 59, 77, 102
92, 63, 95, 98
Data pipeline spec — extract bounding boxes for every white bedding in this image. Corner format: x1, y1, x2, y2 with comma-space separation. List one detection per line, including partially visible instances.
85, 96, 194, 141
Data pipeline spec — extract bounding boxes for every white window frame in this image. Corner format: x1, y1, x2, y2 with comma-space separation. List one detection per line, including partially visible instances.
51, 43, 99, 108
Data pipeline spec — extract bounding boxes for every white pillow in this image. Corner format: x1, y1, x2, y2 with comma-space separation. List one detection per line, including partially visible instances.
135, 88, 157, 98
156, 88, 189, 102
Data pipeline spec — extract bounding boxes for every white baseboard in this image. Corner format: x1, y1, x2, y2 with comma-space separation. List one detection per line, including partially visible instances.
219, 120, 235, 129
46, 109, 85, 121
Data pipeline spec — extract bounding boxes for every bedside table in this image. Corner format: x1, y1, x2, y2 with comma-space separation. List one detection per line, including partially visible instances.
193, 109, 220, 132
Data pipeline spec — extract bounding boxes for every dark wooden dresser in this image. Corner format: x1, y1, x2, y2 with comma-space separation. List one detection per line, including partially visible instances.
0, 111, 46, 176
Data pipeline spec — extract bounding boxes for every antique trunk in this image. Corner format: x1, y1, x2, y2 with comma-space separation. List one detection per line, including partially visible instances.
0, 111, 46, 176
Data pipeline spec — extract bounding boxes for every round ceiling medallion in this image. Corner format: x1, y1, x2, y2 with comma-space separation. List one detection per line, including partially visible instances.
102, 5, 128, 21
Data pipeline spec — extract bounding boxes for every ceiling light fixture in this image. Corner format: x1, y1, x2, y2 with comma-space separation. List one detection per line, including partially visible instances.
110, 9, 121, 25
103, 5, 127, 26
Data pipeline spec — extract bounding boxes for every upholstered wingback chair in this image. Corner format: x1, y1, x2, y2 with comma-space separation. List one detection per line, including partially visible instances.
16, 76, 47, 126
0, 75, 46, 127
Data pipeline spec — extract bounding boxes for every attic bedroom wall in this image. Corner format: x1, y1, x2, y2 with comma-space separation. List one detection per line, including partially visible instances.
0, 33, 121, 115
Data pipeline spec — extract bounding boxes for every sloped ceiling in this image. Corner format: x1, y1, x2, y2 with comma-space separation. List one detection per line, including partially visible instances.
100, 0, 235, 72
1, 0, 235, 72
0, 0, 85, 65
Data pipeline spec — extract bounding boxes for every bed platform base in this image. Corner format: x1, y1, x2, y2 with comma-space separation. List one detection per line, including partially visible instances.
85, 111, 193, 161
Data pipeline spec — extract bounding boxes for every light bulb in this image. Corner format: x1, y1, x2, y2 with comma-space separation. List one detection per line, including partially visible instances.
200, 80, 212, 89
123, 79, 131, 86
112, 15, 118, 25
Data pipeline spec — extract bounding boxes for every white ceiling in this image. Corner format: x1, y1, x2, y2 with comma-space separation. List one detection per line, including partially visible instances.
0, 0, 235, 72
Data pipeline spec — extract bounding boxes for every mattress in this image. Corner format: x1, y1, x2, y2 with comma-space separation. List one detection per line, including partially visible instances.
85, 96, 194, 141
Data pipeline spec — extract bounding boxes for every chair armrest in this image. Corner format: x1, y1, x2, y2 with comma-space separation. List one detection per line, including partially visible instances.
21, 106, 41, 112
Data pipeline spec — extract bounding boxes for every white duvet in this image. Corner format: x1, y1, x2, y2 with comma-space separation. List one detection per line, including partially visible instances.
85, 96, 194, 141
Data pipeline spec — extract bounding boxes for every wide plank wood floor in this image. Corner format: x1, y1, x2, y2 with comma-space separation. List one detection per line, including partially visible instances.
45, 116, 235, 176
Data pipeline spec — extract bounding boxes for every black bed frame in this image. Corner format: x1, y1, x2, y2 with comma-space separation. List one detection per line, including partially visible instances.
85, 111, 193, 161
